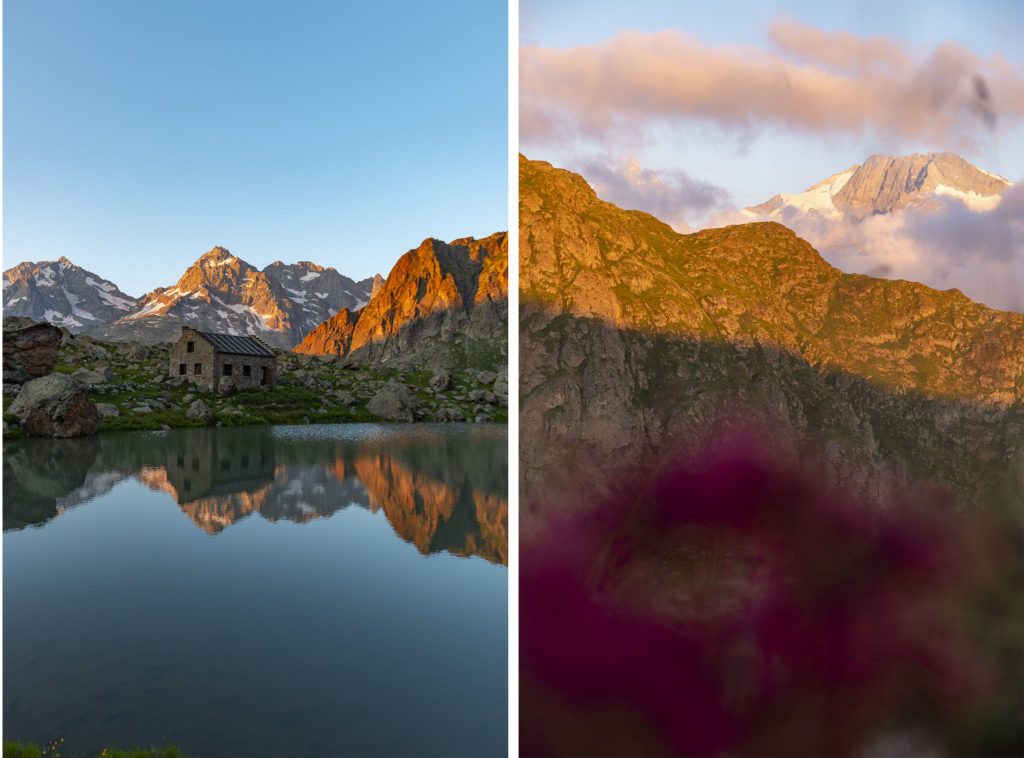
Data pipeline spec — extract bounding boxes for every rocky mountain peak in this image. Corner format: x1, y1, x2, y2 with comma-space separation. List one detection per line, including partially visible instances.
745, 151, 1012, 220
370, 273, 385, 299
295, 231, 508, 368
828, 152, 1009, 215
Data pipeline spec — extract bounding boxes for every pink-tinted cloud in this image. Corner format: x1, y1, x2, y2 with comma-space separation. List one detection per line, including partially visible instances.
574, 157, 732, 232
521, 24, 1024, 149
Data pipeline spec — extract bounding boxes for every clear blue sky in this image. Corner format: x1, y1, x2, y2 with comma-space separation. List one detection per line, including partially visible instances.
4, 0, 508, 296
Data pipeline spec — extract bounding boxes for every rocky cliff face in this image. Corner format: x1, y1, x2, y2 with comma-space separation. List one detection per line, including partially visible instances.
296, 232, 508, 371
2, 258, 139, 331
94, 247, 374, 348
520, 155, 1024, 508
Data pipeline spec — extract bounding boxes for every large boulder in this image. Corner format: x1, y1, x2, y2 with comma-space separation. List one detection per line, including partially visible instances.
367, 382, 418, 422
8, 374, 100, 438
3, 318, 61, 384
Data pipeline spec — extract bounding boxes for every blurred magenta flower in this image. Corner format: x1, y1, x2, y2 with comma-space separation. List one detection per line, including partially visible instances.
521, 433, 1002, 757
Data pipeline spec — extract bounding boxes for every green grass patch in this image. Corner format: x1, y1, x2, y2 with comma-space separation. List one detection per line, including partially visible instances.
3, 741, 189, 758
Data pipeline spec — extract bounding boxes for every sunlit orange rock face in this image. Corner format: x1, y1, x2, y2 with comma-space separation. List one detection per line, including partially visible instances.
295, 232, 508, 357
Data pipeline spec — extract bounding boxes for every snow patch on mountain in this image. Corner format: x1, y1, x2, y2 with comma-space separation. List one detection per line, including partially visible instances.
43, 309, 83, 328
64, 291, 98, 322
85, 276, 116, 293
934, 184, 1005, 211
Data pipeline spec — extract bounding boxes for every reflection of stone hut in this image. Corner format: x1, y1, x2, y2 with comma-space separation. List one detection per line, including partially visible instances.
168, 327, 276, 389
162, 427, 277, 503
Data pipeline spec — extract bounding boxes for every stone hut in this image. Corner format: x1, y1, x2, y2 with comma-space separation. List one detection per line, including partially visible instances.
169, 327, 276, 389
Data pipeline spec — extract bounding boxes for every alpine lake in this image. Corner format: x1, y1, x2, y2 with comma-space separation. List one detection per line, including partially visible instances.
3, 423, 508, 757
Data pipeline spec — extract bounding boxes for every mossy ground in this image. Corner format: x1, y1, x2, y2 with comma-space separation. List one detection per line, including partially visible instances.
3, 742, 187, 758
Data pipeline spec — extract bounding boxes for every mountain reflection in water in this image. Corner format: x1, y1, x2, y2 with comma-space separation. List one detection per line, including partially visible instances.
3, 424, 508, 565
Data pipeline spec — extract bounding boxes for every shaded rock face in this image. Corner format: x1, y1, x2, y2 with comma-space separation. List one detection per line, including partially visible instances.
9, 373, 100, 438
519, 155, 1024, 509
295, 232, 508, 371
3, 317, 62, 385
2, 258, 139, 332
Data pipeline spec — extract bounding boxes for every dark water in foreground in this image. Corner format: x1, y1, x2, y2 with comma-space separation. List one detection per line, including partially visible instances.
3, 424, 507, 757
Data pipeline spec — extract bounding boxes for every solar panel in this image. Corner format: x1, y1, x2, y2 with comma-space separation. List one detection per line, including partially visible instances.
198, 331, 275, 357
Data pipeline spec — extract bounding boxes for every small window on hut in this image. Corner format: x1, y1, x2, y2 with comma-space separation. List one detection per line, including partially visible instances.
243, 365, 251, 377
178, 363, 186, 375
223, 364, 233, 376
187, 341, 195, 353
194, 363, 201, 375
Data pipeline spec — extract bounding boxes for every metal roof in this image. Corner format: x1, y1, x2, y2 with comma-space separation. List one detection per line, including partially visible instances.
198, 331, 275, 357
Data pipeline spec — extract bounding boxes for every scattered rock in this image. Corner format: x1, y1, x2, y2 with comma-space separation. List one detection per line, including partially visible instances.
333, 390, 356, 406
429, 370, 452, 392
476, 370, 497, 385
72, 368, 109, 385
434, 407, 465, 423
217, 376, 237, 396
8, 373, 100, 438
115, 341, 149, 360
367, 382, 418, 422
95, 403, 120, 418
186, 399, 214, 424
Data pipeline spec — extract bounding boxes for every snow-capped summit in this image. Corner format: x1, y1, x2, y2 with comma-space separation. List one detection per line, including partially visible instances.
744, 152, 1012, 221
2, 258, 139, 331
102, 247, 376, 348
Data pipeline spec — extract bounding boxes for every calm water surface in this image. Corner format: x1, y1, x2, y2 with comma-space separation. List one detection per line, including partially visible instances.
3, 424, 507, 757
